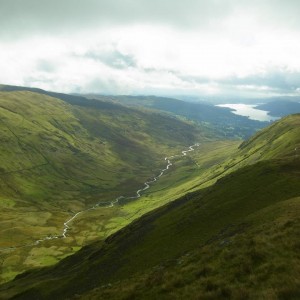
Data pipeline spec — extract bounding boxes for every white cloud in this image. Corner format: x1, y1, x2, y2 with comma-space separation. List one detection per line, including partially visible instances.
1, 1, 300, 98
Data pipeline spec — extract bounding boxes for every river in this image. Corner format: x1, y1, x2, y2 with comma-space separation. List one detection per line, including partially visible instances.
0, 143, 201, 252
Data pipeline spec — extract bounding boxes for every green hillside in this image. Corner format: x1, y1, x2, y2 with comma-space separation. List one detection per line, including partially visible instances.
0, 89, 214, 283
135, 114, 300, 210
1, 115, 299, 299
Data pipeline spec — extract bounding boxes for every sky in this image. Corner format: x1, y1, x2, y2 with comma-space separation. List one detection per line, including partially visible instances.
1, 0, 300, 99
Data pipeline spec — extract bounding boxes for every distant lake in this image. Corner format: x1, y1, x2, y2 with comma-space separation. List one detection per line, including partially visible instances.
216, 103, 280, 122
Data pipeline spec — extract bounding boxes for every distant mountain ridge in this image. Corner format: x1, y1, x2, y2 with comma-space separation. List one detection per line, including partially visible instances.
256, 100, 300, 117
0, 84, 268, 138
83, 93, 268, 138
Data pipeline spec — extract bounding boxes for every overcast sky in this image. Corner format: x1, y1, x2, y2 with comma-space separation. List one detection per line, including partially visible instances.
1, 0, 300, 98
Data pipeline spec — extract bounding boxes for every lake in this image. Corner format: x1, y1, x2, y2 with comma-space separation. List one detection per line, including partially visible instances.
216, 103, 280, 122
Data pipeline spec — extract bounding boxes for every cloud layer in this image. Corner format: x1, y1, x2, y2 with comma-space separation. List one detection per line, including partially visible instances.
1, 0, 300, 98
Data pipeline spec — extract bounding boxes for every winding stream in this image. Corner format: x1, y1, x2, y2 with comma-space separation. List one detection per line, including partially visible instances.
0, 143, 200, 252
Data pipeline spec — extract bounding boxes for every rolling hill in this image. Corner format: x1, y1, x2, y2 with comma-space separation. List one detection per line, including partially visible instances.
1, 114, 299, 299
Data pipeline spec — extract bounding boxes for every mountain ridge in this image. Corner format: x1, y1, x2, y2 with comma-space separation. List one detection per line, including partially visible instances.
0, 84, 267, 138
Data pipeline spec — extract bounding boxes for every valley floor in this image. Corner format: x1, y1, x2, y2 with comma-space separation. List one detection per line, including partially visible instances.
0, 140, 239, 284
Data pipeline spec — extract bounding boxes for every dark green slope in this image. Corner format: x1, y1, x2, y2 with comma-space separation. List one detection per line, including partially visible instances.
86, 195, 300, 300
1, 115, 299, 299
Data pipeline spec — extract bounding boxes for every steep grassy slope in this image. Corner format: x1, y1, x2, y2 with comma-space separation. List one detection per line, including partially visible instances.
84, 196, 300, 300
0, 90, 213, 283
137, 114, 300, 210
1, 115, 299, 299
238, 114, 300, 160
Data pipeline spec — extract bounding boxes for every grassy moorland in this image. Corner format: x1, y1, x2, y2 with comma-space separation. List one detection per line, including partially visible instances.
0, 114, 299, 299
0, 89, 217, 283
